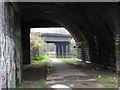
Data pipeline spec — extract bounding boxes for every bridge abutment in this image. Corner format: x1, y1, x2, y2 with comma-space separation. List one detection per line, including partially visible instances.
55, 42, 70, 58
21, 24, 31, 64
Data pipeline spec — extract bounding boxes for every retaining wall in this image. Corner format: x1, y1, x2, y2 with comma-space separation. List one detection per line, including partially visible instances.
0, 1, 22, 89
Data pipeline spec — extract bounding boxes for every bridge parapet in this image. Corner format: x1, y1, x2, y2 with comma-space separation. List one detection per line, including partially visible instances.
41, 33, 72, 43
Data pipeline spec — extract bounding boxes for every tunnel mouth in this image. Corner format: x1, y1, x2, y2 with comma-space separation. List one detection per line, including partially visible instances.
30, 27, 77, 59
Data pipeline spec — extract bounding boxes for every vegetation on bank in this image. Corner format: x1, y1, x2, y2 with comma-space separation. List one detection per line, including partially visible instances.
22, 55, 51, 70
17, 56, 51, 88
34, 55, 52, 62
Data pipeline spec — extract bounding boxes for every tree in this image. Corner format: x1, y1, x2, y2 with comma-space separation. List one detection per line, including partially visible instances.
30, 32, 47, 57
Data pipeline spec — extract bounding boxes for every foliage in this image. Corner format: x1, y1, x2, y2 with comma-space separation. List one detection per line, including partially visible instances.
30, 32, 47, 50
23, 56, 51, 70
34, 55, 52, 62
30, 32, 47, 57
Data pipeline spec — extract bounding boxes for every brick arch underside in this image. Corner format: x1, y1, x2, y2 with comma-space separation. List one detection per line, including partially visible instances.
19, 2, 118, 70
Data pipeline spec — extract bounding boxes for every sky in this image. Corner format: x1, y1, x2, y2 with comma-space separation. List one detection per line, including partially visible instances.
30, 27, 70, 34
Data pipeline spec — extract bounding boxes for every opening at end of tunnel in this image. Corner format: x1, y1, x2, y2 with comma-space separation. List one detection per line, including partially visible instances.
30, 27, 78, 59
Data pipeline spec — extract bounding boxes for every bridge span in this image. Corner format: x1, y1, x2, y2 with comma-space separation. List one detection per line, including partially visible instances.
41, 33, 72, 58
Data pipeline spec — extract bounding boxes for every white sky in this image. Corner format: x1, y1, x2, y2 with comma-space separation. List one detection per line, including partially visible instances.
30, 27, 70, 34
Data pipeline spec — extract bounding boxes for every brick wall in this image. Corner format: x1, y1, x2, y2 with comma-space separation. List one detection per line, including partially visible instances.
81, 41, 90, 62
80, 37, 116, 71
97, 38, 116, 70
0, 1, 22, 89
116, 34, 120, 88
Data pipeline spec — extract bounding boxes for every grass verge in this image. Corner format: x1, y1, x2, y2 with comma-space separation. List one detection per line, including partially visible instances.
17, 56, 51, 88
23, 55, 51, 70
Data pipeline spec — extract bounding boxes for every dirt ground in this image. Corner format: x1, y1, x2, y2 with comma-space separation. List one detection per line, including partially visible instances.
65, 60, 118, 88
17, 63, 48, 88
46, 59, 118, 89
17, 59, 118, 89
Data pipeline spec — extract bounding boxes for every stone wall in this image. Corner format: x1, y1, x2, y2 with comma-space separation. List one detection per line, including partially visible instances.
0, 1, 22, 89
21, 24, 31, 64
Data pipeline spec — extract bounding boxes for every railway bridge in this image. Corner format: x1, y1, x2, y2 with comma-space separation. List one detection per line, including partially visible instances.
41, 33, 72, 58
